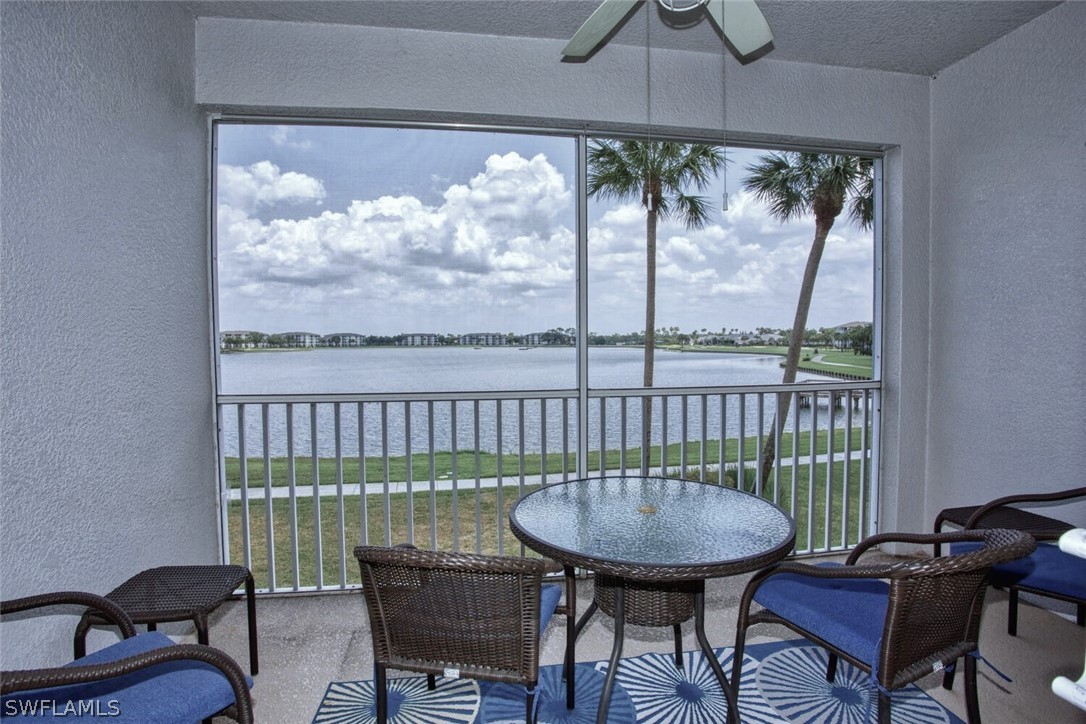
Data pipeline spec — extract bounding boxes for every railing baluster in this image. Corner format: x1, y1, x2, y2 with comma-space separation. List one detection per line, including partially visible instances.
286, 404, 299, 591
261, 404, 275, 593
699, 394, 708, 483
860, 389, 871, 541
405, 401, 413, 545
843, 392, 853, 548
720, 393, 727, 485
496, 400, 504, 555
381, 401, 391, 547
540, 398, 547, 486
474, 400, 482, 553
518, 399, 526, 497
309, 403, 323, 590
619, 397, 627, 478
808, 398, 818, 553
428, 401, 437, 551
790, 391, 800, 527
755, 394, 764, 496
451, 400, 459, 551
825, 392, 834, 550
737, 394, 746, 491
598, 396, 606, 476
334, 403, 346, 588
680, 395, 688, 478
660, 395, 669, 476
518, 399, 526, 556
772, 392, 782, 506
237, 405, 251, 573
561, 397, 570, 482
358, 402, 368, 550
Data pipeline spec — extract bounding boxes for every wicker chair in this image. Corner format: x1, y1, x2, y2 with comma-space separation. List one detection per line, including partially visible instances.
934, 486, 1086, 635
731, 529, 1036, 724
354, 545, 570, 724
1, 591, 253, 723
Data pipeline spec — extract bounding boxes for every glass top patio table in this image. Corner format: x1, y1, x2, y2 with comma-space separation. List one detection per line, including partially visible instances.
509, 476, 796, 581
510, 476, 796, 724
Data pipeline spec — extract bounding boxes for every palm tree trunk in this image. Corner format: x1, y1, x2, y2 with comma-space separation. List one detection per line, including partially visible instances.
759, 219, 833, 484
641, 207, 657, 474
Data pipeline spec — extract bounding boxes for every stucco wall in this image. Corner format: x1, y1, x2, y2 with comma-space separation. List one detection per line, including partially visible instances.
0, 2, 214, 666
928, 2, 1086, 520
194, 16, 933, 536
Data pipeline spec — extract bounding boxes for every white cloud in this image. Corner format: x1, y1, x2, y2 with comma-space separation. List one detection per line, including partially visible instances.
218, 161, 326, 214
218, 153, 577, 330
269, 126, 313, 150
218, 146, 873, 334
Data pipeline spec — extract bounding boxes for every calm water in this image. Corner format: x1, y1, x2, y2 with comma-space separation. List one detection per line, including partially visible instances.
220, 345, 806, 394
219, 347, 858, 457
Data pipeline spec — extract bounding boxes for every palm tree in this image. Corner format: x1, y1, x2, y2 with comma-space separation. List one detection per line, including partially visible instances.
744, 152, 874, 485
588, 140, 725, 473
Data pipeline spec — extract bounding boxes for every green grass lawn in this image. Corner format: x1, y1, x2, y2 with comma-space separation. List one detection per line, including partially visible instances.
224, 426, 870, 489
229, 457, 870, 590
664, 344, 873, 379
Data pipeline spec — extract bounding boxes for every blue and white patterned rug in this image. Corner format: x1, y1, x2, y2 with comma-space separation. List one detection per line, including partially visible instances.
313, 640, 963, 723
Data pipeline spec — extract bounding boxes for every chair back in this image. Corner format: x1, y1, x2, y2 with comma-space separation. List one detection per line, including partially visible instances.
353, 545, 546, 685
879, 528, 1035, 689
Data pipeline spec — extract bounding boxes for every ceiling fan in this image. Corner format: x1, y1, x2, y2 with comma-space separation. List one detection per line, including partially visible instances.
562, 0, 773, 61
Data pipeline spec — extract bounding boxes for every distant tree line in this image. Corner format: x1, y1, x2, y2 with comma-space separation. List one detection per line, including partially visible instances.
221, 324, 872, 352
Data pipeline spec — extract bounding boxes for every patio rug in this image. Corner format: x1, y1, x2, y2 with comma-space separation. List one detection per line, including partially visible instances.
313, 639, 964, 723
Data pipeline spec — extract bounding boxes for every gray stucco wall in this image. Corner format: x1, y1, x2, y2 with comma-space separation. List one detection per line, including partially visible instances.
928, 2, 1086, 519
0, 2, 214, 666
194, 15, 933, 536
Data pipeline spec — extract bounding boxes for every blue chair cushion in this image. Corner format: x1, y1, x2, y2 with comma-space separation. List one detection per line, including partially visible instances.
753, 562, 889, 663
951, 541, 1086, 601
1, 632, 252, 722
539, 583, 563, 635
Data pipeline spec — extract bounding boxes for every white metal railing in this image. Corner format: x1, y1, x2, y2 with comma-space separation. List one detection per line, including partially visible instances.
217, 380, 880, 592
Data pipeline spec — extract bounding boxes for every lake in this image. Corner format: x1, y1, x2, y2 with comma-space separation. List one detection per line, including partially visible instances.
219, 347, 857, 458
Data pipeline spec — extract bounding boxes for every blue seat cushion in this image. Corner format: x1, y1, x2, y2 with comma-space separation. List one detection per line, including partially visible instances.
539, 583, 563, 635
951, 541, 1086, 601
753, 562, 889, 663
1, 632, 252, 722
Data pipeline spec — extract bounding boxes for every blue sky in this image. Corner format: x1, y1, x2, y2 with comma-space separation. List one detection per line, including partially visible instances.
215, 123, 873, 336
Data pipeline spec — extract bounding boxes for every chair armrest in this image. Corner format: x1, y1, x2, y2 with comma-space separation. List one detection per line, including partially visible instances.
1, 592, 136, 639
964, 486, 1086, 529
846, 530, 1000, 565
1, 644, 254, 724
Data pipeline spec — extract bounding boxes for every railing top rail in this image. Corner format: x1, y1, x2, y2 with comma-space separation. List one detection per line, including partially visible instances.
216, 380, 879, 405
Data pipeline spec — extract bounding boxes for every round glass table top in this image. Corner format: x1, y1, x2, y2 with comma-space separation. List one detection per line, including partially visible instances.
510, 476, 795, 577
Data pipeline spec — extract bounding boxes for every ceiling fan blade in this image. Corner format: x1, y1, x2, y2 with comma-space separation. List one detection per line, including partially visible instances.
562, 0, 642, 58
706, 0, 773, 59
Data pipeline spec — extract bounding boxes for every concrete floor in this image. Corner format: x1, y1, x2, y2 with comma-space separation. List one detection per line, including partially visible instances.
191, 569, 1086, 723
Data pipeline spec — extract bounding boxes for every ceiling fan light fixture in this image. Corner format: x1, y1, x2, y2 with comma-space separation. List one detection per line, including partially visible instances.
561, 0, 773, 61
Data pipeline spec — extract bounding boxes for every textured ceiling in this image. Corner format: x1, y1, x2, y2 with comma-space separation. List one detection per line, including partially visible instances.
186, 0, 1060, 76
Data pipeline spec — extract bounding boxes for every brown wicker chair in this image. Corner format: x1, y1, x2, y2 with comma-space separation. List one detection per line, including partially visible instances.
731, 529, 1036, 724
354, 545, 571, 724
934, 487, 1086, 633
933, 487, 1085, 556
1, 591, 253, 723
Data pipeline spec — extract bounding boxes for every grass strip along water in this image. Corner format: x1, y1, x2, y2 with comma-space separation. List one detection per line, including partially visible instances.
224, 427, 867, 488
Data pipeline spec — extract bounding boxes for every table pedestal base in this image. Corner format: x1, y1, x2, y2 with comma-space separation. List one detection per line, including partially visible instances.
572, 577, 739, 724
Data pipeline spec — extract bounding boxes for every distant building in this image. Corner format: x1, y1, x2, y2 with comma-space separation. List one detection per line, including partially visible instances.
322, 332, 365, 347
832, 321, 871, 350
523, 331, 573, 346
278, 331, 321, 347
459, 332, 508, 346
220, 330, 256, 349
399, 333, 439, 346
833, 321, 869, 335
